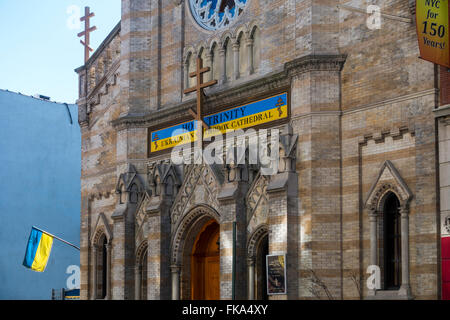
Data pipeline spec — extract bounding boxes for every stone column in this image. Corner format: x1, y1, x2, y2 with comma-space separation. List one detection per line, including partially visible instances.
266, 171, 299, 300
232, 42, 240, 80
219, 48, 227, 84
146, 197, 172, 300
106, 243, 112, 300
171, 265, 181, 300
205, 52, 213, 81
368, 210, 378, 296
287, 55, 346, 299
369, 210, 378, 268
111, 208, 136, 300
246, 38, 254, 76
247, 257, 255, 300
91, 246, 98, 300
183, 61, 189, 90
218, 168, 249, 300
135, 265, 142, 300
399, 206, 412, 297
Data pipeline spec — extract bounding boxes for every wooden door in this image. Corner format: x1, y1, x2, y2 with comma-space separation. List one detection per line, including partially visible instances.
205, 256, 220, 299
191, 220, 220, 300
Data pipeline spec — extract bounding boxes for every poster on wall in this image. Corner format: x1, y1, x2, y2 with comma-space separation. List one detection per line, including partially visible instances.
416, 0, 450, 67
266, 254, 287, 295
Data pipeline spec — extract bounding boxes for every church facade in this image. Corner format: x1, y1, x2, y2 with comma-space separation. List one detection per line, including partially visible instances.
76, 0, 450, 300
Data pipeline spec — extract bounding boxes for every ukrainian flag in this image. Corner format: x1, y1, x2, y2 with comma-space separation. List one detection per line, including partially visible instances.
23, 227, 54, 272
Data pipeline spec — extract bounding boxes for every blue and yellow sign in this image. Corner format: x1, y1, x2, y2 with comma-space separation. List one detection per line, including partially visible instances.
150, 92, 288, 153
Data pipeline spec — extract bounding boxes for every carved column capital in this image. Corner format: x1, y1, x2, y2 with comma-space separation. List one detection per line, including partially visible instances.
368, 210, 378, 221
399, 205, 409, 218
170, 264, 181, 274
245, 38, 254, 47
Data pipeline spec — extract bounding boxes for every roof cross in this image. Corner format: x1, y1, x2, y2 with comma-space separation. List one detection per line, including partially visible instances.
77, 7, 97, 63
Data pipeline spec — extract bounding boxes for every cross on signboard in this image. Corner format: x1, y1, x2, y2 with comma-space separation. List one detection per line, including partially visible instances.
183, 57, 218, 149
275, 97, 284, 117
77, 7, 97, 63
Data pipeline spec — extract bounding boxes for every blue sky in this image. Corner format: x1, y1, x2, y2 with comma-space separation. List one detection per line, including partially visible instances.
0, 1, 121, 104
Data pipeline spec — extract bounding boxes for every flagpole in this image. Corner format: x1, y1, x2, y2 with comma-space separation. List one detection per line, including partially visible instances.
32, 226, 80, 251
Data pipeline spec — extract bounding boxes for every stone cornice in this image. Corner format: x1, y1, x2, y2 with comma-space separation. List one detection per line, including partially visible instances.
111, 54, 347, 131
434, 104, 450, 123
284, 54, 348, 76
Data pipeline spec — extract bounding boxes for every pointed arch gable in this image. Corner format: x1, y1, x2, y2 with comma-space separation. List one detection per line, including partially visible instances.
246, 173, 269, 220
365, 160, 413, 212
134, 191, 152, 244
91, 212, 113, 246
170, 164, 223, 228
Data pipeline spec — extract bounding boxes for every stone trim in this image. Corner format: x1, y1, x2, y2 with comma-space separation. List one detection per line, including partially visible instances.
434, 104, 450, 121
90, 212, 113, 246
111, 55, 347, 131
358, 126, 415, 147
135, 240, 148, 265
364, 160, 414, 212
247, 224, 269, 259
170, 164, 221, 227
246, 174, 268, 222
170, 204, 220, 265
345, 89, 437, 115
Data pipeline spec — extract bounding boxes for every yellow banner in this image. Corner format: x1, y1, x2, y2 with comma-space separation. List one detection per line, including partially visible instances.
150, 92, 289, 153
150, 105, 287, 152
416, 0, 450, 67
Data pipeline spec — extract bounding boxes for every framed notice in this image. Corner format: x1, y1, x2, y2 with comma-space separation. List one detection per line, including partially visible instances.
266, 254, 287, 295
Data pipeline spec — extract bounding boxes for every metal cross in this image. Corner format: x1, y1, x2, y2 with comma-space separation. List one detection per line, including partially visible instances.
78, 7, 97, 63
184, 57, 217, 151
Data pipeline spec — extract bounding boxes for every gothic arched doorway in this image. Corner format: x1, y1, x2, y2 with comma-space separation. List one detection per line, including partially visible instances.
191, 219, 220, 300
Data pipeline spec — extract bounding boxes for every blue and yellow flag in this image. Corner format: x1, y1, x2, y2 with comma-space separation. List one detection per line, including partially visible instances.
23, 227, 54, 272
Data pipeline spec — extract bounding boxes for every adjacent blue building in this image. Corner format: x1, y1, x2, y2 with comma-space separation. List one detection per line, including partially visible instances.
0, 89, 80, 299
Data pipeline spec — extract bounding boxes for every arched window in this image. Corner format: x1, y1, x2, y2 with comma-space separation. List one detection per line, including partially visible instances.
224, 38, 233, 81
141, 251, 148, 300
251, 26, 261, 72
187, 52, 196, 88
238, 32, 247, 78
135, 242, 148, 300
130, 183, 139, 204
382, 192, 401, 289
211, 43, 220, 81
93, 233, 109, 300
155, 176, 161, 196
199, 47, 209, 80
165, 176, 174, 196
101, 236, 108, 299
